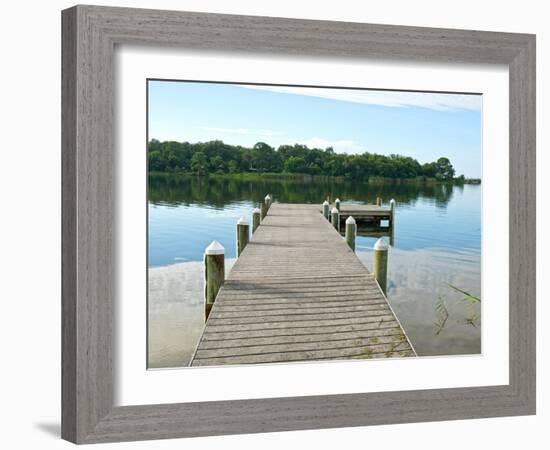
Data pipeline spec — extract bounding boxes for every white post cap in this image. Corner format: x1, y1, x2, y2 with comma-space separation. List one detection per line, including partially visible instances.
346, 216, 356, 225
265, 194, 271, 201
253, 207, 261, 214
205, 240, 225, 255
374, 237, 389, 251
335, 198, 341, 202
237, 216, 249, 225
390, 198, 396, 205
331, 207, 339, 214
323, 200, 329, 206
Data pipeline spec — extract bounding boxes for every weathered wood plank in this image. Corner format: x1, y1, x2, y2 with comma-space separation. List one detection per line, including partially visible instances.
207, 309, 392, 326
213, 295, 387, 306
214, 299, 388, 311
195, 335, 409, 359
209, 303, 391, 320
224, 274, 373, 283
201, 320, 401, 341
219, 286, 381, 297
199, 332, 407, 352
191, 342, 413, 366
204, 314, 396, 333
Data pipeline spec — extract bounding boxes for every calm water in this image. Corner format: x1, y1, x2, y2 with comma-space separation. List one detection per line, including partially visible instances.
148, 175, 481, 368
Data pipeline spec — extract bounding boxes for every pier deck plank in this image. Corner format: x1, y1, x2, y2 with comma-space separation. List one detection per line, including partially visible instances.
190, 203, 415, 366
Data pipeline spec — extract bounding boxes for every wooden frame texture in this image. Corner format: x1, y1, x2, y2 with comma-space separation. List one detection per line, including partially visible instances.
62, 5, 536, 444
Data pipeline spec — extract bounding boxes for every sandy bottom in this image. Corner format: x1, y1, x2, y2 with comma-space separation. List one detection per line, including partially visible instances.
148, 259, 235, 368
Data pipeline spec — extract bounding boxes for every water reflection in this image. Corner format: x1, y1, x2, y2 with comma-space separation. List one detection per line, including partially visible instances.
149, 173, 455, 210
355, 224, 394, 246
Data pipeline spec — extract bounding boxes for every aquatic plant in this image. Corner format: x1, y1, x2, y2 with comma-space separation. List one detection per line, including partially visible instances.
448, 284, 481, 303
434, 296, 449, 335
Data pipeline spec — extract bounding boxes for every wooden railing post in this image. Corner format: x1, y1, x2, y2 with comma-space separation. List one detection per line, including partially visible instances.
331, 207, 340, 232
322, 200, 330, 219
252, 207, 261, 233
236, 217, 249, 256
335, 198, 341, 211
373, 238, 388, 295
204, 240, 225, 320
345, 216, 356, 251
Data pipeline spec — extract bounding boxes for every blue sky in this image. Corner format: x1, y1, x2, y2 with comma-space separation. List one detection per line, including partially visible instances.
148, 80, 482, 178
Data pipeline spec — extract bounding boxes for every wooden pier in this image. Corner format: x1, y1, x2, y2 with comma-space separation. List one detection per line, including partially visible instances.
190, 203, 415, 367
323, 203, 394, 227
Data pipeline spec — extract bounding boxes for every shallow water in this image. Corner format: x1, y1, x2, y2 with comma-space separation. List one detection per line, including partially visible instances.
148, 175, 481, 368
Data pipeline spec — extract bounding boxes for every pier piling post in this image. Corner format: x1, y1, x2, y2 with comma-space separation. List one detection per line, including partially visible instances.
373, 238, 389, 295
345, 216, 356, 251
322, 200, 330, 220
390, 198, 396, 226
260, 201, 267, 221
265, 194, 272, 212
204, 240, 225, 320
335, 198, 341, 211
376, 197, 382, 206
252, 208, 261, 233
236, 217, 250, 256
331, 207, 340, 232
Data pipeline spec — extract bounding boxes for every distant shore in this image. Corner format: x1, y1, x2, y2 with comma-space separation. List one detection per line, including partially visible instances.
149, 171, 479, 185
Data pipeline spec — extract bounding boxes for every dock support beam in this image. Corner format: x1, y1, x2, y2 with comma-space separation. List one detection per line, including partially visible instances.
345, 216, 356, 251
322, 200, 330, 219
236, 217, 249, 256
252, 208, 261, 233
335, 198, 341, 211
204, 241, 225, 320
331, 207, 340, 232
390, 198, 396, 225
373, 238, 388, 295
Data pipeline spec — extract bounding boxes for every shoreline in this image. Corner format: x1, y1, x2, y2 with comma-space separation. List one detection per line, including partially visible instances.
149, 171, 480, 185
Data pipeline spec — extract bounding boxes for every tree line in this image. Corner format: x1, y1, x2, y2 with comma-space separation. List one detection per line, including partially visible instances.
148, 139, 460, 182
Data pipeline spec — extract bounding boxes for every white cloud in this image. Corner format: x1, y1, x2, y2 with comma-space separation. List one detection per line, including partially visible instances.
239, 85, 481, 112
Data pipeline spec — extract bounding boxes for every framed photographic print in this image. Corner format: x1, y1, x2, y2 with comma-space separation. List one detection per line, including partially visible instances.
62, 5, 536, 444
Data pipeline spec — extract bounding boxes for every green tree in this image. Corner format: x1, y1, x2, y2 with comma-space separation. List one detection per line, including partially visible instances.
148, 150, 165, 171
190, 151, 208, 175
209, 155, 225, 173
284, 156, 307, 173
422, 162, 437, 178
434, 157, 455, 180
251, 142, 282, 172
307, 162, 322, 175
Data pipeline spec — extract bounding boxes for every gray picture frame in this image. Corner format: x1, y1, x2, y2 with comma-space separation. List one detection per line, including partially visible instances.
62, 5, 536, 444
